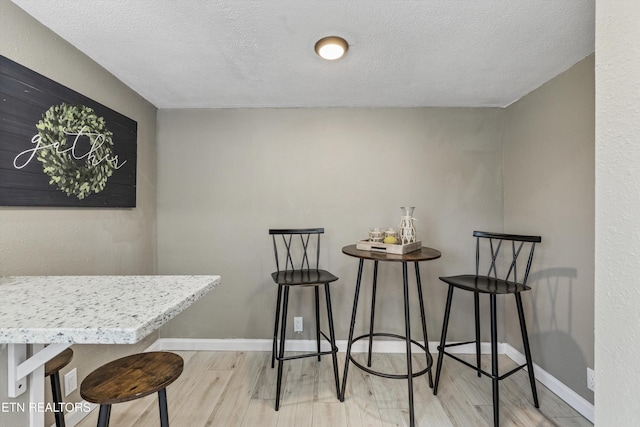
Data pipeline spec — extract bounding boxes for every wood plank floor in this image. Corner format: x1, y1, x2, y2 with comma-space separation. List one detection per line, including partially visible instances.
76, 351, 592, 427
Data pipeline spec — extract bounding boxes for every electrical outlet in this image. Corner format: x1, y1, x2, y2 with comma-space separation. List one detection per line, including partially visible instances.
587, 367, 595, 391
294, 316, 303, 333
64, 368, 77, 397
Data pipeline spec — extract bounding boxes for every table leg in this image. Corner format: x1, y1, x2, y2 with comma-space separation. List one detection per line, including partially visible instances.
414, 262, 433, 387
367, 260, 379, 367
402, 262, 415, 427
340, 258, 364, 402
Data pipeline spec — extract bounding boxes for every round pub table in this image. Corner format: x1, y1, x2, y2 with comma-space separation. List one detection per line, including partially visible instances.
339, 244, 441, 427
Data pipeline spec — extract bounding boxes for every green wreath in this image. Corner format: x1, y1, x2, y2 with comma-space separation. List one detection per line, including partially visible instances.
36, 103, 115, 200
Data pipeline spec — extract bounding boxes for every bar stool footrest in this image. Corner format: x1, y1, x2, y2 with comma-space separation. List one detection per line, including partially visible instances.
277, 348, 338, 362
440, 349, 528, 380
275, 330, 338, 362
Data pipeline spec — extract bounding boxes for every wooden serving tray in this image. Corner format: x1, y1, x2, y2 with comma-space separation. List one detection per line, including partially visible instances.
356, 239, 422, 254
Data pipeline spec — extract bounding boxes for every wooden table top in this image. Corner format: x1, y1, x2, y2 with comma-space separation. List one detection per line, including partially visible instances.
342, 244, 441, 263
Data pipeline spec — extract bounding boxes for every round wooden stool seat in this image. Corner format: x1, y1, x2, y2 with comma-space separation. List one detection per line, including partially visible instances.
45, 348, 74, 377
80, 352, 184, 405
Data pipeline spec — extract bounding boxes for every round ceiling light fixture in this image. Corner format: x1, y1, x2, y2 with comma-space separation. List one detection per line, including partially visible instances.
314, 36, 349, 60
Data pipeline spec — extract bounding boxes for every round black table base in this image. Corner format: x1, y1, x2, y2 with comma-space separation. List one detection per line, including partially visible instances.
349, 333, 433, 379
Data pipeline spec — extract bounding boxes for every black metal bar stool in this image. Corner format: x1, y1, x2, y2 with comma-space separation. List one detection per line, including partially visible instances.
433, 231, 541, 427
45, 347, 74, 427
268, 228, 340, 411
80, 352, 183, 427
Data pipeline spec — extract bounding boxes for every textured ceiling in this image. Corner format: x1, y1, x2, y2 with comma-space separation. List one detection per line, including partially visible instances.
11, 1, 594, 109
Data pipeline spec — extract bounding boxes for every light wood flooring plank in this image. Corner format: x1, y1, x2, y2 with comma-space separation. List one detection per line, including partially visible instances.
204, 351, 265, 426
240, 398, 279, 427
341, 356, 385, 427
276, 355, 314, 427
312, 402, 348, 427
75, 351, 592, 427
364, 353, 411, 410
410, 360, 454, 427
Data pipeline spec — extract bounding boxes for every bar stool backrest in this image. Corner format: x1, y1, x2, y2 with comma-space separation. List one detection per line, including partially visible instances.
473, 231, 541, 286
269, 228, 324, 273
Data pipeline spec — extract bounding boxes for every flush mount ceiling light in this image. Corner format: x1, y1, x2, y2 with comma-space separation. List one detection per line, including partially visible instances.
314, 36, 349, 60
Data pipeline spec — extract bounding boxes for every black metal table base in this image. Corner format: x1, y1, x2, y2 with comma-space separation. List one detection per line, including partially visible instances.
348, 332, 433, 379
340, 259, 434, 427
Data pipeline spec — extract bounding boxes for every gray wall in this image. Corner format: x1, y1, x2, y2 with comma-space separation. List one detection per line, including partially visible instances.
157, 57, 595, 408
157, 108, 505, 342
0, 0, 597, 422
504, 55, 595, 403
0, 1, 158, 425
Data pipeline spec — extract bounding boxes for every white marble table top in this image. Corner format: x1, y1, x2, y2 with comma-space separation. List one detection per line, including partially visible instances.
0, 275, 220, 344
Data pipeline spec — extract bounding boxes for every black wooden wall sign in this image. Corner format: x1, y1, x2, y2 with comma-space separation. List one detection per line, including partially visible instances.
0, 55, 137, 207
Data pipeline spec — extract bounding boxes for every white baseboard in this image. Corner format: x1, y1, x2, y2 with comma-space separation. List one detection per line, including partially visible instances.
150, 337, 505, 354
77, 338, 594, 425
503, 344, 594, 423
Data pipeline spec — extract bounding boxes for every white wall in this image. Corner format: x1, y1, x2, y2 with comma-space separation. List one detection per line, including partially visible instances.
0, 1, 158, 425
157, 107, 505, 342
595, 1, 640, 424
